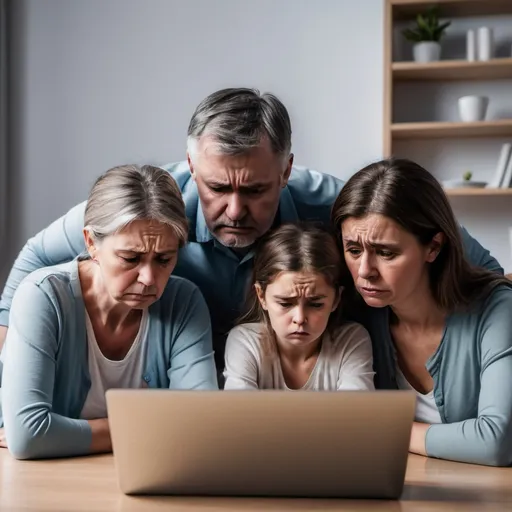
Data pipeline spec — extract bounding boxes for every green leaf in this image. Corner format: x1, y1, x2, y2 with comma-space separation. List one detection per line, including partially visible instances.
437, 21, 451, 32
416, 14, 427, 28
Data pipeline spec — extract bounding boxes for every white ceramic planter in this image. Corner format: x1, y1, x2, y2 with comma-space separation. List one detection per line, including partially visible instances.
413, 41, 441, 63
458, 95, 489, 122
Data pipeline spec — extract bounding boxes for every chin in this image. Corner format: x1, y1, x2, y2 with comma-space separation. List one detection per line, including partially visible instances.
216, 234, 257, 248
360, 297, 391, 308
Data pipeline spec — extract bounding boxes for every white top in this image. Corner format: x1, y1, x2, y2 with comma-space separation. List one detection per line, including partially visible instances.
395, 365, 442, 424
223, 322, 375, 391
80, 309, 150, 419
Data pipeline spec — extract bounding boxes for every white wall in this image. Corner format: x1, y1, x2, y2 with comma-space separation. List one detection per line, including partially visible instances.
7, 0, 383, 253
6, 0, 512, 273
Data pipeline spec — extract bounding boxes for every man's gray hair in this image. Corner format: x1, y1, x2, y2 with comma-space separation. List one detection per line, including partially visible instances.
84, 164, 188, 246
187, 88, 292, 162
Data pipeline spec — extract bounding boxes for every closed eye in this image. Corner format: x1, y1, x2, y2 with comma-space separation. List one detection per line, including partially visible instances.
120, 256, 139, 263
378, 250, 395, 259
242, 187, 265, 196
209, 185, 231, 194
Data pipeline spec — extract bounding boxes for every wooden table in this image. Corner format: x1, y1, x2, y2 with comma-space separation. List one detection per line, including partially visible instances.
1, 449, 511, 511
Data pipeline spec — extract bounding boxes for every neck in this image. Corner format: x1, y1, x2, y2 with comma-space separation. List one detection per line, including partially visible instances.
390, 275, 446, 330
79, 260, 139, 331
275, 333, 322, 364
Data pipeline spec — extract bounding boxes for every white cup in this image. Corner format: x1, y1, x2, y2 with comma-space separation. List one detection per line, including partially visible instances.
458, 95, 489, 122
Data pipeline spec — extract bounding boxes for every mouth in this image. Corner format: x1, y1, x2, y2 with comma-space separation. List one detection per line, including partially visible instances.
289, 331, 310, 337
360, 287, 387, 296
219, 226, 253, 232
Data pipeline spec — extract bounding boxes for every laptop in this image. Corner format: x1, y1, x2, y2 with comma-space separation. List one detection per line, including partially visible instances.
106, 389, 415, 499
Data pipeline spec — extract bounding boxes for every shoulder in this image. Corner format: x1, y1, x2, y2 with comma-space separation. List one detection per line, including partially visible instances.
226, 323, 265, 352
284, 166, 343, 224
329, 321, 372, 353
160, 160, 192, 190
447, 284, 512, 345
287, 165, 344, 206
474, 284, 512, 324
227, 323, 265, 342
13, 261, 78, 306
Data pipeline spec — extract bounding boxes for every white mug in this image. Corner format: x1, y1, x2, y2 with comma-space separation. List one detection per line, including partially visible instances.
458, 95, 489, 122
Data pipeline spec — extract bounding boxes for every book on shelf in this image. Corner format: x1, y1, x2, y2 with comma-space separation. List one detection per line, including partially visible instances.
501, 149, 512, 188
487, 143, 511, 188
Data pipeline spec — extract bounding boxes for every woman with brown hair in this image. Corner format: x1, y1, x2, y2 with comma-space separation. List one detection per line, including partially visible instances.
223, 223, 375, 391
331, 157, 512, 467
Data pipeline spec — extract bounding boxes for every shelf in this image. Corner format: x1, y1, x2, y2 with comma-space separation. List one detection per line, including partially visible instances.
391, 0, 512, 20
392, 58, 512, 81
391, 119, 512, 139
444, 187, 512, 196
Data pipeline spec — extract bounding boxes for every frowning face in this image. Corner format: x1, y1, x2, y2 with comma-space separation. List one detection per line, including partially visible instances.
257, 271, 340, 351
189, 136, 292, 248
341, 213, 440, 309
84, 219, 180, 309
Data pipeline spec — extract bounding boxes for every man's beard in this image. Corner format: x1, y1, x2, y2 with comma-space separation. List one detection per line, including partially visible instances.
212, 220, 258, 248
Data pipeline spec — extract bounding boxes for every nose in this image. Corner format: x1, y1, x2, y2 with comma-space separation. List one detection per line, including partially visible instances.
292, 305, 307, 326
137, 263, 156, 287
225, 193, 247, 221
358, 252, 378, 281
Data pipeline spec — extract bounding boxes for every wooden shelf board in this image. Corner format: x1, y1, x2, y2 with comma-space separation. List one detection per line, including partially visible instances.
391, 0, 512, 20
391, 119, 512, 139
392, 58, 512, 81
445, 187, 512, 196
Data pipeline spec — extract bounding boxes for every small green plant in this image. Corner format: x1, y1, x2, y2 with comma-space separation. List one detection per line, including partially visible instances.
463, 171, 472, 181
402, 6, 451, 43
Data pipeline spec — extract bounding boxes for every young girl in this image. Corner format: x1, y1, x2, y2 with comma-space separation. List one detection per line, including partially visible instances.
223, 223, 375, 391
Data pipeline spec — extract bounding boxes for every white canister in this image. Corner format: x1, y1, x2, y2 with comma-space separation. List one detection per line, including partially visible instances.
466, 30, 476, 61
477, 27, 494, 61
458, 96, 489, 122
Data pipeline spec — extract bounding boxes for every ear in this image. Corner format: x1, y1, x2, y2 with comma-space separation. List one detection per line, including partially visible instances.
187, 152, 197, 182
83, 228, 99, 261
280, 154, 294, 188
255, 283, 268, 310
332, 286, 344, 312
426, 232, 445, 263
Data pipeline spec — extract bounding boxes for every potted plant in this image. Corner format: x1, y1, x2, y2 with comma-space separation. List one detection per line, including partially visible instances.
462, 171, 473, 183
402, 6, 451, 63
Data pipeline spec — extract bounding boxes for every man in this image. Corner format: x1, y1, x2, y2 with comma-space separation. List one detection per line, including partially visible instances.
0, 88, 503, 385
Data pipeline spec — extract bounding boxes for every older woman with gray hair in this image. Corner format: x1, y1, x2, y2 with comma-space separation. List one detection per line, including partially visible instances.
0, 164, 217, 460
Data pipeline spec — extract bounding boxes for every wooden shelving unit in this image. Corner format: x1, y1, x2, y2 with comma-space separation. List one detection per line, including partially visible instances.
444, 187, 512, 196
393, 57, 512, 81
392, 119, 512, 139
384, 0, 512, 198
391, 0, 512, 20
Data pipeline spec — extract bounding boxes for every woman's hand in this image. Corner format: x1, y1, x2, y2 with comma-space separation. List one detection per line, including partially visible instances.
0, 428, 7, 448
409, 422, 430, 456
